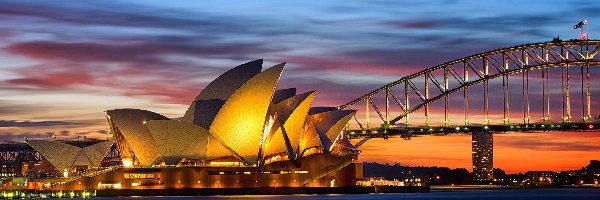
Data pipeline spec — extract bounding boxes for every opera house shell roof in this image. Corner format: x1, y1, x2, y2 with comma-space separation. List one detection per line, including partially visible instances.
26, 140, 114, 172
105, 59, 359, 167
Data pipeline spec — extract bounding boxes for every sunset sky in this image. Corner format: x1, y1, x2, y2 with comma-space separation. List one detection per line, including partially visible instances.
1, 0, 600, 173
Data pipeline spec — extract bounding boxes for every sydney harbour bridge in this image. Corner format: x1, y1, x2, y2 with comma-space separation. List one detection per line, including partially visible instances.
339, 39, 600, 146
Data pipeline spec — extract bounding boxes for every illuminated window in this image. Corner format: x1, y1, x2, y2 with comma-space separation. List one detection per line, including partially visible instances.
124, 173, 161, 179
98, 182, 121, 189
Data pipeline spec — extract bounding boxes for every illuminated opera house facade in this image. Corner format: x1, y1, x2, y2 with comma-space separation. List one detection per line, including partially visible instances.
25, 60, 362, 190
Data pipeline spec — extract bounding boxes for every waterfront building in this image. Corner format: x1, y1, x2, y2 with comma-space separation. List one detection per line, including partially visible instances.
524, 171, 555, 186
16, 59, 362, 190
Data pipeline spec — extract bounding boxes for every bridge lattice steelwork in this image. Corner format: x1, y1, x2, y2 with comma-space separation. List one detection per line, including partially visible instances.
339, 40, 600, 142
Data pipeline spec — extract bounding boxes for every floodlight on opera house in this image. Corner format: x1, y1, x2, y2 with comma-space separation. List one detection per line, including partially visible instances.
105, 59, 359, 167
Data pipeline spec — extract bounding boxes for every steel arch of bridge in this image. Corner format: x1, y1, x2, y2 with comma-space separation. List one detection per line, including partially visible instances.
339, 40, 600, 133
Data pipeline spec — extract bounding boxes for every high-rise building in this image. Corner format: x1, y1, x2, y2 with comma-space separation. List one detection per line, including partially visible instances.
472, 131, 493, 181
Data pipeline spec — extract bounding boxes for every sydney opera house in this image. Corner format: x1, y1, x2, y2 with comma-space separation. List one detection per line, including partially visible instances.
22, 59, 362, 190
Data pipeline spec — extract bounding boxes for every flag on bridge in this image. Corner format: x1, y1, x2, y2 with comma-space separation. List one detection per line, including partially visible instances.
574, 19, 588, 29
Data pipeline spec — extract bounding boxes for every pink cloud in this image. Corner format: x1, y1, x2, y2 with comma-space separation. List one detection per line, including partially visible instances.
7, 71, 94, 89
286, 55, 418, 75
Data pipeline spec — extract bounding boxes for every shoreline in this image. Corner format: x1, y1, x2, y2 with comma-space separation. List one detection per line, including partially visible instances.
2, 186, 598, 198
0, 186, 430, 198
431, 185, 600, 190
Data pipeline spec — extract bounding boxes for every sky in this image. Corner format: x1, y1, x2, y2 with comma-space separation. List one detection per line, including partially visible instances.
0, 0, 599, 173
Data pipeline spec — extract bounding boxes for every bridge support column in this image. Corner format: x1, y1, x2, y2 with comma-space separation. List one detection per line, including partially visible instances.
566, 63, 571, 122
562, 65, 565, 122
465, 86, 469, 126
522, 50, 530, 124
581, 65, 586, 121
585, 43, 591, 121
564, 46, 572, 123
523, 69, 526, 124
526, 70, 530, 124
544, 46, 551, 122
580, 54, 592, 122
444, 66, 449, 126
542, 65, 546, 122
586, 63, 591, 121
385, 88, 389, 125
503, 53, 510, 124
425, 71, 430, 127
464, 61, 469, 126
546, 67, 551, 121
543, 67, 550, 122
405, 81, 410, 126
484, 56, 489, 125
365, 97, 370, 130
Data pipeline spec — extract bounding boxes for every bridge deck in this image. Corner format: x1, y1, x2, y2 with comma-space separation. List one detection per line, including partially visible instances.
347, 122, 600, 139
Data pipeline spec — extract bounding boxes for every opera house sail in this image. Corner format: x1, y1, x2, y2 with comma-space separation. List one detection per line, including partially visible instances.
25, 59, 362, 190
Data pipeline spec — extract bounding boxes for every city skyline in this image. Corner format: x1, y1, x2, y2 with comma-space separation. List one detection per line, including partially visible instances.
1, 0, 600, 173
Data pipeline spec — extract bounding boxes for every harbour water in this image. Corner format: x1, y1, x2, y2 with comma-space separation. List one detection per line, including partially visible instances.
89, 189, 600, 200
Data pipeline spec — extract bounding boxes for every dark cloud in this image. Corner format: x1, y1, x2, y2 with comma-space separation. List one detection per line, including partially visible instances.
0, 100, 50, 115
0, 1, 225, 31
0, 120, 81, 127
341, 46, 466, 68
0, 1, 307, 41
0, 129, 111, 141
59, 130, 70, 136
500, 137, 600, 152
382, 14, 560, 35
6, 41, 282, 66
577, 5, 600, 18
284, 55, 416, 75
0, 132, 50, 141
382, 18, 457, 30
